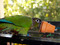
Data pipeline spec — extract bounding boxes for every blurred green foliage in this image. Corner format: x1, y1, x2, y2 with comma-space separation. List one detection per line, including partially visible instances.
4, 0, 60, 21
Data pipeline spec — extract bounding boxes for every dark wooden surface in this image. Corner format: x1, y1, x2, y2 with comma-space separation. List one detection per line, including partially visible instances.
0, 35, 60, 45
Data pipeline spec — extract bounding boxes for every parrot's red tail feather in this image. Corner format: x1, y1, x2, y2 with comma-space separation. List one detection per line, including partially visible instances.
0, 28, 4, 30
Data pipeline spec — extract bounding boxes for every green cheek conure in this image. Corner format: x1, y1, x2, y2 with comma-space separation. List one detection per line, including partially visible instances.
0, 15, 41, 36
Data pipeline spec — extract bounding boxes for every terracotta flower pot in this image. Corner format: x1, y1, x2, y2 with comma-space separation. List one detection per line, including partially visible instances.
39, 21, 55, 33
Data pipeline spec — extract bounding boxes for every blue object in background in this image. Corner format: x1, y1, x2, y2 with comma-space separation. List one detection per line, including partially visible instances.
27, 34, 31, 37
27, 34, 29, 36
56, 27, 60, 29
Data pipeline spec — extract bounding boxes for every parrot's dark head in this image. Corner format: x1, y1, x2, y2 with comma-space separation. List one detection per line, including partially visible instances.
30, 18, 41, 30
32, 18, 41, 24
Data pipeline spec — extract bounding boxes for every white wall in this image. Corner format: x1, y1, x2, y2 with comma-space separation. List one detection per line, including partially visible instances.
0, 0, 4, 19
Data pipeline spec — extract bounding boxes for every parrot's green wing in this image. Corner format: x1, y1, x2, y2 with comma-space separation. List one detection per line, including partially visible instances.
5, 15, 32, 28
0, 15, 32, 35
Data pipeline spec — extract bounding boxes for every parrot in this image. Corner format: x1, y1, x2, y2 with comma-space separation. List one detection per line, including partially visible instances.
0, 15, 41, 36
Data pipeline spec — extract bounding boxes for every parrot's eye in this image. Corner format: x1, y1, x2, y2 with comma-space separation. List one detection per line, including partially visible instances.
35, 19, 40, 23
